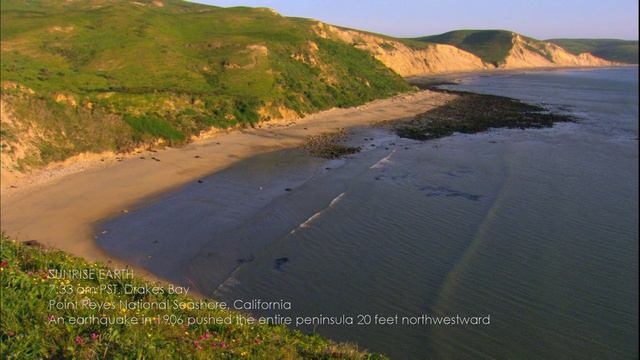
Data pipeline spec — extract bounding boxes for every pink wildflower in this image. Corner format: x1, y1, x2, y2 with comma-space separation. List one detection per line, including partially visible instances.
75, 336, 84, 345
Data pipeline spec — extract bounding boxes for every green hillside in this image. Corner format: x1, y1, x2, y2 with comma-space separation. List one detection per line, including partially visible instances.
547, 39, 638, 64
0, 0, 409, 169
413, 30, 515, 65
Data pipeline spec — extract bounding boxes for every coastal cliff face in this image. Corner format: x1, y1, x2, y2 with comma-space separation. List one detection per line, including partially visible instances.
314, 23, 493, 76
502, 34, 614, 68
316, 25, 616, 75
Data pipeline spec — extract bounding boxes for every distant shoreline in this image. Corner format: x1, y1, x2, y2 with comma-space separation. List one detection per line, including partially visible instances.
406, 64, 638, 83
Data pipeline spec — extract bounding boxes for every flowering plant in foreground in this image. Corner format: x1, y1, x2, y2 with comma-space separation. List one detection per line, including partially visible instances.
0, 235, 383, 359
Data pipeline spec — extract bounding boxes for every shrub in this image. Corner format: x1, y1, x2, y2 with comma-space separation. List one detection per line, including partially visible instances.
123, 114, 185, 143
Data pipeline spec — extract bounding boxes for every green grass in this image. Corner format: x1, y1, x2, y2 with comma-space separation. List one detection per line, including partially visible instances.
124, 114, 185, 143
0, 0, 410, 169
547, 39, 638, 64
413, 30, 515, 65
0, 235, 384, 359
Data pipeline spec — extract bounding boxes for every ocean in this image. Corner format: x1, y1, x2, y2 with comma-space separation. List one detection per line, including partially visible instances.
98, 67, 638, 359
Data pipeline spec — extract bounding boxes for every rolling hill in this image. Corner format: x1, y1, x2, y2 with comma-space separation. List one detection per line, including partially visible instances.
412, 29, 617, 68
0, 1, 632, 173
414, 29, 515, 65
0, 0, 409, 169
547, 39, 638, 64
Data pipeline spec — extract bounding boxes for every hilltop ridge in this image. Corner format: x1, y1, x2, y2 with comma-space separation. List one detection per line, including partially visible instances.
412, 29, 614, 70
1, 0, 633, 175
310, 26, 618, 77
412, 29, 623, 67
1, 0, 409, 173
547, 38, 638, 64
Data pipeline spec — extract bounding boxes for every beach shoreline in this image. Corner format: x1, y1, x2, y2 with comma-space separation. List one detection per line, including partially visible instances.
405, 64, 637, 82
4, 64, 632, 197
0, 65, 632, 283
0, 89, 455, 279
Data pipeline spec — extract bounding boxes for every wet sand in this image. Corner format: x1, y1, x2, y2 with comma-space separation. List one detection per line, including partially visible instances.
0, 90, 453, 275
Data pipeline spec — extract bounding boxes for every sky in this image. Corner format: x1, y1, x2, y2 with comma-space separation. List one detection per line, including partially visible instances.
193, 0, 639, 40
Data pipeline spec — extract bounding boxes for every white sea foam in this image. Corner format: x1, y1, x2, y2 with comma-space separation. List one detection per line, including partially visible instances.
291, 192, 346, 234
370, 149, 396, 169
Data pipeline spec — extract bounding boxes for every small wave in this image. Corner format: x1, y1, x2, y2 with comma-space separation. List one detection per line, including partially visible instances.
290, 192, 346, 234
369, 149, 396, 169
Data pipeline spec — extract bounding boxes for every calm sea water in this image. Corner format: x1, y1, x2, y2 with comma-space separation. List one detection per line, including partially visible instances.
98, 67, 638, 359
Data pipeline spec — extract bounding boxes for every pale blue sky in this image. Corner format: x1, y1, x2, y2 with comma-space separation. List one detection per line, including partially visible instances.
192, 0, 639, 40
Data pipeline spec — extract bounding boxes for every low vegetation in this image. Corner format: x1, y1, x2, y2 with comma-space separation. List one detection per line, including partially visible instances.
0, 235, 383, 359
0, 0, 409, 170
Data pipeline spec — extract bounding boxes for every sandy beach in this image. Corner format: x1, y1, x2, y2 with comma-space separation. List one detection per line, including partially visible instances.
0, 89, 453, 274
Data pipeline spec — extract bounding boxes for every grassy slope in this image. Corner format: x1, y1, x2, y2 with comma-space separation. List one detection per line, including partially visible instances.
413, 30, 515, 65
0, 0, 410, 168
547, 39, 639, 64
0, 236, 383, 359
